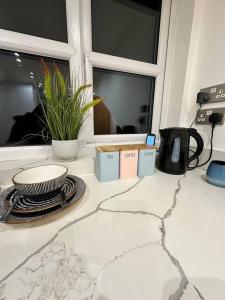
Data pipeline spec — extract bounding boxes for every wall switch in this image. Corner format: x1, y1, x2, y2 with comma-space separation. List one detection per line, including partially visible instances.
200, 83, 225, 103
195, 107, 225, 125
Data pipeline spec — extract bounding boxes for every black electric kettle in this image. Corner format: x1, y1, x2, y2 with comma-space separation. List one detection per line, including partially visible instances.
157, 127, 204, 175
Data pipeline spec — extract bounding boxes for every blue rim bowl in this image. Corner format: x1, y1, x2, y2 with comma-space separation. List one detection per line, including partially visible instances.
206, 160, 225, 188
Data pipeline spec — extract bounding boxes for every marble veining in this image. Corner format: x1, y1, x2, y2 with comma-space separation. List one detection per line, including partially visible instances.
193, 286, 205, 300
0, 179, 143, 285
0, 242, 96, 300
99, 175, 192, 300
1, 165, 225, 299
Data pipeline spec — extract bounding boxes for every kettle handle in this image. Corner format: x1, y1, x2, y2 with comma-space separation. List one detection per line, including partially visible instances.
187, 128, 204, 163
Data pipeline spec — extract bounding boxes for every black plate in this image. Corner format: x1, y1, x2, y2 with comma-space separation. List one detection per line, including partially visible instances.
4, 176, 77, 213
0, 175, 86, 224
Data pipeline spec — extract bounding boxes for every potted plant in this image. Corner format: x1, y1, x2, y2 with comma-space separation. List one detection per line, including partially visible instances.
40, 60, 102, 161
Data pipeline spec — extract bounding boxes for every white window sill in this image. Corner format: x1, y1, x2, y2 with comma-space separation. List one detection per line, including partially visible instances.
0, 134, 148, 162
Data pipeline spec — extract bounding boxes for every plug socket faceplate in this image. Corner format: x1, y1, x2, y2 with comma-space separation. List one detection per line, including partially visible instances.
195, 107, 225, 125
200, 83, 225, 103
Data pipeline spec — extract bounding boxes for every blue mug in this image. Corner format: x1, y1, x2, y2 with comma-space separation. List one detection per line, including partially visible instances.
206, 160, 225, 188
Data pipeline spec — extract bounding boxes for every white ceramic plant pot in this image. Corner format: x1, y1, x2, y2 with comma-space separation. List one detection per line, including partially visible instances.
52, 139, 79, 162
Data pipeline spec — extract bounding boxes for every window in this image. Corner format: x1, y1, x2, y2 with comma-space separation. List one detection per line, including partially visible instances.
92, 0, 162, 64
0, 0, 171, 154
93, 68, 155, 134
0, 0, 68, 42
0, 49, 69, 147
83, 0, 171, 141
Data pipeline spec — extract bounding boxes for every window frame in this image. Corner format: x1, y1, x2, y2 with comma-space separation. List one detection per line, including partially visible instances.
81, 0, 172, 143
0, 0, 84, 159
0, 0, 172, 160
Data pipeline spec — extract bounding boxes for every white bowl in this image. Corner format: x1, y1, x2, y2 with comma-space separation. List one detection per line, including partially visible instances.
13, 165, 68, 197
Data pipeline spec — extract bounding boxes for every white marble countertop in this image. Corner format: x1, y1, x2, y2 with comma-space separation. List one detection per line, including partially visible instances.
0, 156, 225, 299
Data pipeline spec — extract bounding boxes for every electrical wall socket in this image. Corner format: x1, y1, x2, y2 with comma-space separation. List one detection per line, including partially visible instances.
195, 107, 225, 125
200, 83, 225, 103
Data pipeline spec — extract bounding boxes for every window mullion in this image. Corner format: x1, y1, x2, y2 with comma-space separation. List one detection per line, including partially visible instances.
89, 52, 161, 77
0, 29, 74, 60
78, 53, 95, 142
66, 0, 84, 76
82, 0, 92, 53
66, 0, 95, 142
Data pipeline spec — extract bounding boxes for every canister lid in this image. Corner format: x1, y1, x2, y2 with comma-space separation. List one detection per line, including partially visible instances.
135, 144, 157, 150
96, 146, 119, 152
96, 144, 158, 152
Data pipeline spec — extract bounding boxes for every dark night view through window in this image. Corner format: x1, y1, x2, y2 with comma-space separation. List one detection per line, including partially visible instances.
0, 49, 69, 146
92, 0, 162, 64
0, 0, 68, 42
93, 68, 155, 135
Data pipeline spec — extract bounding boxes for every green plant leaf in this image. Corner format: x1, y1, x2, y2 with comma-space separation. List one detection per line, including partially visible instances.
74, 84, 91, 102
81, 98, 102, 115
38, 61, 102, 141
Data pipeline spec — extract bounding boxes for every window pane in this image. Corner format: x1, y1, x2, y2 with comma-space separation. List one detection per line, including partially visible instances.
93, 68, 155, 135
92, 0, 162, 64
0, 0, 68, 43
0, 49, 69, 147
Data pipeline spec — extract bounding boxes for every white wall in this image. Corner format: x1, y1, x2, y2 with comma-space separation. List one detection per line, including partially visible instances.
180, 0, 225, 152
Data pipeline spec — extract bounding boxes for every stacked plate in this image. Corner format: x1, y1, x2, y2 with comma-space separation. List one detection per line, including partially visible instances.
0, 165, 86, 224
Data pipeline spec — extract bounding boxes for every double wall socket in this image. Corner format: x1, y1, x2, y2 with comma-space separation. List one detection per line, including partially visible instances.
195, 107, 225, 125
200, 83, 225, 103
